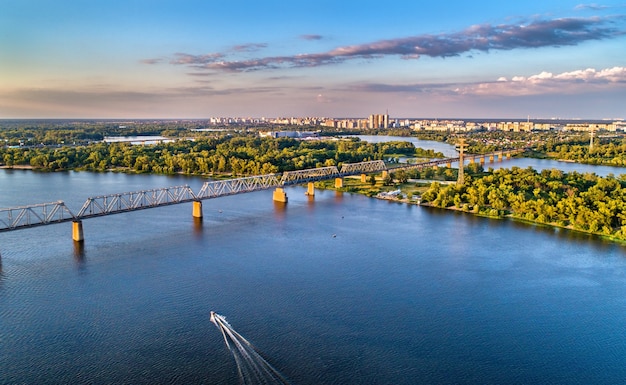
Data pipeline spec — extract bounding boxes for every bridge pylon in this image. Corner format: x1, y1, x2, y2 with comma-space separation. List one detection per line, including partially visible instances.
273, 188, 288, 203
72, 221, 84, 242
456, 138, 466, 185
305, 182, 315, 196
192, 200, 203, 218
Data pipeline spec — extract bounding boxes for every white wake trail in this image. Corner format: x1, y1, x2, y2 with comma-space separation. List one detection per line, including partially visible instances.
210, 311, 291, 385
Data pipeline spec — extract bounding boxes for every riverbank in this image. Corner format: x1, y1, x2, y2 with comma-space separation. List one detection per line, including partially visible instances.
376, 192, 626, 245
0, 165, 33, 169
317, 173, 626, 245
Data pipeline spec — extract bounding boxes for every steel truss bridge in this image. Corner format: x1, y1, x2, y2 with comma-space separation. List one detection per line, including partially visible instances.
0, 151, 519, 233
390, 149, 525, 172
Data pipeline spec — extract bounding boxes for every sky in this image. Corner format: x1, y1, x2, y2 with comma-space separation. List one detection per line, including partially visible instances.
1, 0, 625, 120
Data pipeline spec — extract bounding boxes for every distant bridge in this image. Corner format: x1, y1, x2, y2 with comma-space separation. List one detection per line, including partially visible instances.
0, 150, 521, 240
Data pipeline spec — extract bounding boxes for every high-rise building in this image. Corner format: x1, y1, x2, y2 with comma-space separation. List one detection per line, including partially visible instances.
368, 113, 389, 129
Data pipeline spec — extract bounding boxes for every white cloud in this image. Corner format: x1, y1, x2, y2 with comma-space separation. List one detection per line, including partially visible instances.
316, 93, 333, 103
458, 66, 626, 96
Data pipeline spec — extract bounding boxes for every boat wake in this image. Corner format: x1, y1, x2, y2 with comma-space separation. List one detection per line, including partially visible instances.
210, 311, 291, 385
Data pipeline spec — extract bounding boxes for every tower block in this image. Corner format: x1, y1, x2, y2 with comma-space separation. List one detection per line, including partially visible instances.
273, 188, 288, 203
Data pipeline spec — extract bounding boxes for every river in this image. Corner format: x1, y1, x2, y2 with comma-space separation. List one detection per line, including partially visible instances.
1, 148, 626, 384
355, 135, 626, 177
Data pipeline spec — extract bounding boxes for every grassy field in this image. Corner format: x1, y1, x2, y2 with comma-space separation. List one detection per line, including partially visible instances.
315, 174, 434, 203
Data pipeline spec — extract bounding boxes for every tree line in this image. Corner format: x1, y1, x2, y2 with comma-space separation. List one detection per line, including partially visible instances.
0, 136, 444, 174
419, 166, 626, 240
533, 136, 626, 166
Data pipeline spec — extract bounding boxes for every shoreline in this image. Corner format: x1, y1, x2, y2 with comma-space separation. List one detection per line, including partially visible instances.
2, 166, 624, 245
0, 165, 34, 170
371, 192, 626, 245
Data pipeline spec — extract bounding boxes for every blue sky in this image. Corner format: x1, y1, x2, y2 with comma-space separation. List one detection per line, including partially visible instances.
1, 0, 625, 119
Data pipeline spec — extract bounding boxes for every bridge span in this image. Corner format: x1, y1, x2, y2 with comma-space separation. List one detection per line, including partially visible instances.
0, 150, 521, 241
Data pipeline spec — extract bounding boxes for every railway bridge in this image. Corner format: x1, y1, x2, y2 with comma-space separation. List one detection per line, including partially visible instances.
0, 150, 521, 242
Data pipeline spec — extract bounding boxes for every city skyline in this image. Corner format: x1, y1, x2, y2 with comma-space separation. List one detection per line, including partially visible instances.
1, 1, 625, 120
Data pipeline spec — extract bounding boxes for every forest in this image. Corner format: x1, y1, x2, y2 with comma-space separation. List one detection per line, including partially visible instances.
419, 165, 626, 241
0, 135, 443, 175
532, 137, 626, 166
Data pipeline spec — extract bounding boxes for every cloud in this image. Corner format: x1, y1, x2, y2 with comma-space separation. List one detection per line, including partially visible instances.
170, 52, 225, 65
232, 43, 268, 52
0, 85, 294, 118
140, 58, 162, 65
2, 83, 290, 107
165, 16, 625, 73
164, 44, 268, 68
575, 3, 610, 11
300, 34, 324, 41
348, 83, 449, 93
458, 66, 626, 96
316, 93, 333, 103
346, 66, 626, 98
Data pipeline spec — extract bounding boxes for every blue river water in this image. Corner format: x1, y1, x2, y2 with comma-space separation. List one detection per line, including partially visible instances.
1, 147, 626, 384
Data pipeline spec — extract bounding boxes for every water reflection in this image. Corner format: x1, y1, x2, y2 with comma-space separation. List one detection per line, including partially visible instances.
73, 241, 86, 265
273, 201, 287, 220
424, 205, 626, 253
334, 191, 344, 203
508, 218, 626, 253
306, 194, 315, 211
193, 216, 204, 239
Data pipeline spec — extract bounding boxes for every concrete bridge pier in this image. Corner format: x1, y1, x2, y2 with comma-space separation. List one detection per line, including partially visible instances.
335, 178, 343, 188
469, 158, 475, 164
192, 200, 203, 219
361, 174, 367, 183
497, 152, 503, 161
305, 182, 315, 196
489, 155, 494, 162
273, 187, 288, 203
446, 162, 452, 168
72, 220, 84, 242
381, 170, 388, 179
480, 156, 485, 164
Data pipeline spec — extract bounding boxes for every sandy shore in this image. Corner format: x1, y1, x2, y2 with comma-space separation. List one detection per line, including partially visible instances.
0, 165, 34, 169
